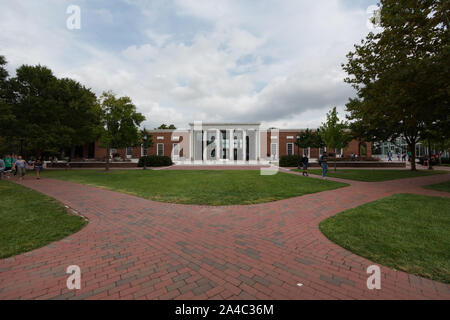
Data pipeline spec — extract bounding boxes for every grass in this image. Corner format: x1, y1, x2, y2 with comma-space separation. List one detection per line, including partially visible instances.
41, 169, 348, 206
0, 180, 87, 259
292, 168, 446, 182
424, 180, 450, 193
320, 193, 450, 284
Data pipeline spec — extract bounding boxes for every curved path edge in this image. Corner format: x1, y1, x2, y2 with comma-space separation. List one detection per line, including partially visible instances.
1, 172, 449, 300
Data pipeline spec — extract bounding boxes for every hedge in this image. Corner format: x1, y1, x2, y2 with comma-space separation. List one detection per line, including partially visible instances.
279, 155, 302, 167
138, 155, 173, 167
418, 157, 450, 166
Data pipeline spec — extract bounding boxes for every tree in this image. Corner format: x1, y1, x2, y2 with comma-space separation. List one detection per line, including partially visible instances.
319, 107, 352, 171
156, 124, 176, 129
10, 65, 65, 156
140, 127, 154, 170
0, 56, 16, 155
98, 91, 145, 171
295, 128, 324, 167
343, 0, 449, 171
57, 78, 102, 158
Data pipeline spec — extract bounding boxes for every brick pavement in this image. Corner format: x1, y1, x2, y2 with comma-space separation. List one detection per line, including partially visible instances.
0, 171, 449, 300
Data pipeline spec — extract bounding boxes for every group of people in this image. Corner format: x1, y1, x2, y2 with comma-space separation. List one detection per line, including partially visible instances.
387, 151, 411, 162
0, 154, 44, 180
298, 151, 329, 180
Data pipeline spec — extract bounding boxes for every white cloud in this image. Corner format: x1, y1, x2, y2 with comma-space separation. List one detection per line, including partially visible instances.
0, 0, 372, 129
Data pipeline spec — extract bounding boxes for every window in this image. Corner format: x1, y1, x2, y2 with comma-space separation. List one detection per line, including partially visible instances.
271, 143, 277, 158
287, 143, 294, 156
126, 147, 133, 157
142, 146, 148, 156
157, 143, 164, 156
173, 143, 179, 158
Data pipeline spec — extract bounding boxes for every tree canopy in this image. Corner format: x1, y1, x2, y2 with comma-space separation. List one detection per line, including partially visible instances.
98, 91, 145, 170
319, 107, 352, 170
156, 124, 176, 129
343, 0, 449, 170
0, 58, 102, 157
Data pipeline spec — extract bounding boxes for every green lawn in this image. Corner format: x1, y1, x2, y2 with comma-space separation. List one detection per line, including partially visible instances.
293, 168, 446, 182
320, 193, 450, 284
41, 170, 348, 205
424, 180, 450, 193
0, 180, 87, 259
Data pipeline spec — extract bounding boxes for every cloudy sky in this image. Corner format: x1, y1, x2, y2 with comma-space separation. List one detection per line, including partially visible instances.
0, 0, 378, 129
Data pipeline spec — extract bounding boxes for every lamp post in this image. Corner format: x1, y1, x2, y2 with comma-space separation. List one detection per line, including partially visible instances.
141, 128, 148, 170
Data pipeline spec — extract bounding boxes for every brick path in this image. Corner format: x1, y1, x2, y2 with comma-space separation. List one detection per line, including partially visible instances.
1, 171, 449, 300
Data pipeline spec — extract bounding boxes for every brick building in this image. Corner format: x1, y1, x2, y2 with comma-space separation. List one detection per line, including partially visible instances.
84, 122, 371, 164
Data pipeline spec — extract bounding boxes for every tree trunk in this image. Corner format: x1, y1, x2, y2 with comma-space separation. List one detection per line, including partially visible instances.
428, 140, 433, 170
106, 144, 110, 171
334, 148, 337, 171
409, 142, 417, 171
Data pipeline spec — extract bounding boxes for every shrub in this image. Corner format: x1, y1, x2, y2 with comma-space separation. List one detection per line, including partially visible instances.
138, 155, 173, 167
279, 155, 301, 167
419, 157, 449, 166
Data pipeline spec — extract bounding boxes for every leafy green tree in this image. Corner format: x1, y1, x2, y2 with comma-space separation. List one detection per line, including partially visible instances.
319, 107, 352, 171
0, 56, 17, 152
295, 128, 324, 167
57, 78, 102, 158
98, 91, 145, 170
9, 65, 64, 155
157, 124, 176, 129
343, 0, 449, 171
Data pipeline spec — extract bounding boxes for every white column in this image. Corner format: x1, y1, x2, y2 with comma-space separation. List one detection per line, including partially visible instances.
189, 130, 193, 162
203, 130, 207, 162
216, 129, 220, 161
228, 129, 234, 161
242, 130, 247, 161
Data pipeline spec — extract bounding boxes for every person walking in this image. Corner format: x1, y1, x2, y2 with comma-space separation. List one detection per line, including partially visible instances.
302, 153, 309, 176
320, 151, 329, 180
34, 156, 43, 179
14, 156, 27, 181
397, 152, 401, 161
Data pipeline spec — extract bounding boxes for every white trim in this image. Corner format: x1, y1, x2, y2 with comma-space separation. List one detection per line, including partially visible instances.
157, 136, 164, 140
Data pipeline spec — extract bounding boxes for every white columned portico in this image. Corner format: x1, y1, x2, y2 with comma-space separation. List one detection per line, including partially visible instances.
187, 123, 261, 165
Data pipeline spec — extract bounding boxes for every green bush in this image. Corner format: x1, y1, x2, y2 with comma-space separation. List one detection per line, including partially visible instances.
138, 155, 173, 167
419, 157, 450, 166
279, 155, 301, 167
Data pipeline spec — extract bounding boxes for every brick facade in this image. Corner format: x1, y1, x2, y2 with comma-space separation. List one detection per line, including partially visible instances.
84, 126, 372, 162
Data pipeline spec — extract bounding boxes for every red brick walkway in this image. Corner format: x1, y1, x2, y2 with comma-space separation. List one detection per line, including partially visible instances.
1, 172, 449, 300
